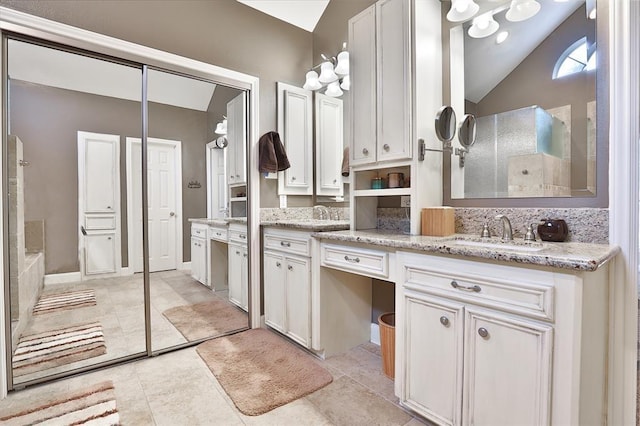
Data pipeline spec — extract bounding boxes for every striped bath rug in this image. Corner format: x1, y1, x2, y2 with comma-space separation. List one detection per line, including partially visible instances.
0, 381, 120, 425
33, 289, 96, 315
13, 322, 106, 376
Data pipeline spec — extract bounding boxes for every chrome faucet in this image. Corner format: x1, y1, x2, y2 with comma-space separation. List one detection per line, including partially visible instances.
314, 205, 330, 220
495, 214, 513, 240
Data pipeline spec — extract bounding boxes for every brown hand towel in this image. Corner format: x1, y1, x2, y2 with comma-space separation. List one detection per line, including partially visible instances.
341, 146, 350, 177
259, 131, 290, 173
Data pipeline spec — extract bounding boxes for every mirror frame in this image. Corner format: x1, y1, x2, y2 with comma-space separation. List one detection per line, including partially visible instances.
442, 0, 609, 208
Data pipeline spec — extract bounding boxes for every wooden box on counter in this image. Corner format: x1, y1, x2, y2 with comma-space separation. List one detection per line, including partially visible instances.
421, 207, 455, 236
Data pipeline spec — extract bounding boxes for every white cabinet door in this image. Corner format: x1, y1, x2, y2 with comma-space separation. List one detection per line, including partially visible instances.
85, 232, 116, 275
349, 4, 377, 166
463, 308, 553, 426
277, 83, 313, 195
284, 256, 311, 347
228, 242, 248, 312
315, 93, 344, 197
264, 251, 286, 333
403, 290, 464, 426
376, 0, 411, 162
78, 131, 121, 279
190, 237, 206, 285
227, 92, 247, 186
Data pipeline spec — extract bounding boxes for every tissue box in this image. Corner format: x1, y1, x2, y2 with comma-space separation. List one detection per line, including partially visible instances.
421, 207, 455, 236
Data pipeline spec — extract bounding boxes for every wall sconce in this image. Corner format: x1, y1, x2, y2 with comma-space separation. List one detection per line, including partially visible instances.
468, 12, 499, 38
505, 0, 541, 22
303, 42, 350, 98
215, 116, 227, 135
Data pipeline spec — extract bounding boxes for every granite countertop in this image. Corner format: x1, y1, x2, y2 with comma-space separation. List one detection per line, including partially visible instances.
312, 229, 620, 272
188, 218, 229, 226
261, 219, 350, 232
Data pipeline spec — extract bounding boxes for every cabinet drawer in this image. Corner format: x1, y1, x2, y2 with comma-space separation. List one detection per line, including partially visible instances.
229, 224, 248, 244
321, 243, 388, 279
263, 228, 310, 256
403, 264, 554, 321
191, 224, 207, 238
209, 225, 228, 242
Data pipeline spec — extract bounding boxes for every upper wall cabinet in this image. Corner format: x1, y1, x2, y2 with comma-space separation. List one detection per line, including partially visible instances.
315, 93, 344, 198
277, 82, 314, 196
227, 92, 247, 187
349, 0, 411, 166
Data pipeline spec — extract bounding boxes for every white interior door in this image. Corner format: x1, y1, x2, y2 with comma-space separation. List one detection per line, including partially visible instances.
127, 137, 182, 273
78, 131, 121, 278
206, 141, 228, 218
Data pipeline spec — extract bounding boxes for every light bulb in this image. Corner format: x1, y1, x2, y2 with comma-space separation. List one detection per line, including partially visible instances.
303, 70, 322, 90
325, 81, 343, 97
334, 51, 349, 75
318, 61, 338, 84
468, 13, 499, 38
447, 0, 479, 22
340, 75, 350, 91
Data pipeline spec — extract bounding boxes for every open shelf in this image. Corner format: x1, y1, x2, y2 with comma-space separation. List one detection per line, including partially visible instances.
353, 188, 411, 197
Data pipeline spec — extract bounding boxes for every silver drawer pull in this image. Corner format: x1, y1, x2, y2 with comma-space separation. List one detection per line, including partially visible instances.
451, 280, 481, 292
344, 255, 360, 263
280, 241, 291, 247
276, 262, 281, 268
288, 265, 293, 271
235, 250, 241, 255
362, 148, 369, 155
478, 327, 489, 338
440, 316, 450, 327
239, 234, 246, 239
383, 143, 390, 151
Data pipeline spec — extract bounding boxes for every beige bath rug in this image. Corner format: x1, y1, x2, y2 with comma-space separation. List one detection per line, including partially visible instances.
162, 299, 248, 341
13, 322, 106, 376
196, 328, 333, 416
0, 380, 120, 425
32, 289, 96, 315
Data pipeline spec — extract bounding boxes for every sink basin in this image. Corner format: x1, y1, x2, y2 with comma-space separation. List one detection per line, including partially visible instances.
446, 237, 546, 252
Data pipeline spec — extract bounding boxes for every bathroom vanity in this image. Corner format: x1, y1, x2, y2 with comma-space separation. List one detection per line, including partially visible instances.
311, 230, 617, 426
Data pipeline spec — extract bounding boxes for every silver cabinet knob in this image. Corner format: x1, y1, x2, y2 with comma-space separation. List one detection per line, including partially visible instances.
333, 179, 337, 184
170, 212, 175, 217
344, 255, 360, 263
362, 148, 369, 155
236, 174, 240, 178
440, 316, 450, 327
276, 262, 281, 268
288, 265, 293, 271
383, 144, 390, 151
235, 250, 241, 255
107, 236, 112, 240
478, 327, 489, 338
280, 241, 291, 247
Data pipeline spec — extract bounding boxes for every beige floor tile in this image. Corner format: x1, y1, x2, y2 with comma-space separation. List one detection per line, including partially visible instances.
240, 397, 334, 426
306, 376, 412, 426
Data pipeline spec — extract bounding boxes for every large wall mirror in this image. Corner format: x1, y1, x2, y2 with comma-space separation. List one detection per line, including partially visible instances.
4, 35, 250, 387
443, 0, 608, 207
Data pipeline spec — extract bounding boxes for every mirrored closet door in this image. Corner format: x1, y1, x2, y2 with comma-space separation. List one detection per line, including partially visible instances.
4, 36, 251, 388
6, 38, 146, 385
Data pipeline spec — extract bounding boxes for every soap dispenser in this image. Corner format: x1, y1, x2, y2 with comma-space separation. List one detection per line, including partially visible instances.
524, 224, 536, 242
480, 223, 491, 238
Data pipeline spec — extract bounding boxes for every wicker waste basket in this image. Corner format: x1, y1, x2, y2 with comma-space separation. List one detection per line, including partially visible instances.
378, 312, 395, 379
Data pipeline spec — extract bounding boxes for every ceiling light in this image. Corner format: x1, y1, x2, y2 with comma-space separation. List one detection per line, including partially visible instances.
468, 13, 499, 38
325, 81, 343, 97
496, 31, 509, 44
505, 0, 541, 22
303, 70, 322, 90
447, 0, 480, 23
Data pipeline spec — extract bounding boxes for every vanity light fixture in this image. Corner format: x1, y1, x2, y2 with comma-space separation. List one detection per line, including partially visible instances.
468, 12, 499, 38
505, 0, 541, 22
496, 31, 509, 44
214, 117, 227, 135
446, 0, 480, 22
586, 0, 596, 19
303, 42, 350, 98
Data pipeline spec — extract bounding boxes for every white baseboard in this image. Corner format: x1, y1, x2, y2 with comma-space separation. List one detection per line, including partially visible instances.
44, 271, 81, 285
180, 262, 192, 271
120, 267, 134, 276
370, 322, 381, 346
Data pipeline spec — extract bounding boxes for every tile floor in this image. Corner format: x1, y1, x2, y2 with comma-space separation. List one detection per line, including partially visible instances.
12, 270, 248, 384
1, 332, 428, 425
